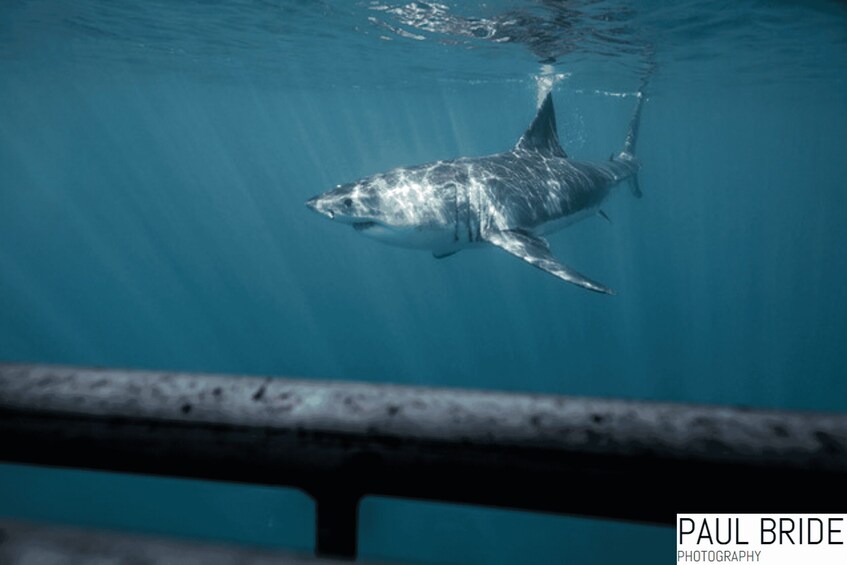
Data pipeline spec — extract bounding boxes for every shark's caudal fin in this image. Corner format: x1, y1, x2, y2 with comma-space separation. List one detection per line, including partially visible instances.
515, 92, 567, 158
620, 74, 650, 198
622, 91, 645, 157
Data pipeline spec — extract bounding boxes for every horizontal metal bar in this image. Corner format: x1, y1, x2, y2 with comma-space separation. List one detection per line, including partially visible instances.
2, 363, 846, 551
0, 519, 384, 564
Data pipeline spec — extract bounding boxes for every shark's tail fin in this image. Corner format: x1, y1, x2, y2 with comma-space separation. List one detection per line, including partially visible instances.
620, 69, 652, 199
622, 81, 647, 156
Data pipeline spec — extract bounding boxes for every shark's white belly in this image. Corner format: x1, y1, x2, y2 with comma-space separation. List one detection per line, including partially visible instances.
360, 224, 459, 251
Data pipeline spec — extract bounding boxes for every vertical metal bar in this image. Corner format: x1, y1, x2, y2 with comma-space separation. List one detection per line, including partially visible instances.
314, 491, 360, 560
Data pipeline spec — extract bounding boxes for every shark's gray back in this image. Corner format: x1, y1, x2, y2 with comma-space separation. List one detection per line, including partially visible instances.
462, 150, 635, 238
376, 148, 636, 246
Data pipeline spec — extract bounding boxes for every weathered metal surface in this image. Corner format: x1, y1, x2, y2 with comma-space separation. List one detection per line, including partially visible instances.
0, 520, 384, 564
2, 363, 844, 467
1, 363, 846, 558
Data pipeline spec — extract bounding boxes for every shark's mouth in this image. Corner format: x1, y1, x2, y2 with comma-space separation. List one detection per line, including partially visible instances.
353, 221, 377, 232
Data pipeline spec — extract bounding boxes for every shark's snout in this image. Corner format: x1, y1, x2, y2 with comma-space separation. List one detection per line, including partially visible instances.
305, 196, 335, 219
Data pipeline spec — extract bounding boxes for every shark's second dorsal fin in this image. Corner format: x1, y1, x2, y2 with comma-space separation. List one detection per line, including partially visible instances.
515, 92, 567, 158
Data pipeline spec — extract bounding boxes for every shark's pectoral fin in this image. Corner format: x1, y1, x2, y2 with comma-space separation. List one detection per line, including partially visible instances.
433, 250, 459, 259
485, 230, 615, 295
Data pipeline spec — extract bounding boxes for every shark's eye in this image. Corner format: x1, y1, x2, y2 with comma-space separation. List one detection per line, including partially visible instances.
343, 198, 353, 207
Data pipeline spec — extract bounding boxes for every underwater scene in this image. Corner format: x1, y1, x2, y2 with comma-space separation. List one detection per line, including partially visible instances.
1, 0, 847, 563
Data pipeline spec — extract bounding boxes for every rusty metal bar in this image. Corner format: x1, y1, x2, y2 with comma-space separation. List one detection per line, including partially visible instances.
0, 519, 386, 564
1, 363, 846, 560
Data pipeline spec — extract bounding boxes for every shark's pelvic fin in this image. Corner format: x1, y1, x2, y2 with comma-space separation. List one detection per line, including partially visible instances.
515, 92, 567, 158
598, 210, 612, 223
486, 229, 615, 295
433, 250, 458, 259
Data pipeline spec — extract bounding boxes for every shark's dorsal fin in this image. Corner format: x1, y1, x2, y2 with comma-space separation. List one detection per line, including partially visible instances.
515, 92, 567, 158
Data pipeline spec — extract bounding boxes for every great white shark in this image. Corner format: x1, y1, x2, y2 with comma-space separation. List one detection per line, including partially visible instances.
305, 88, 646, 294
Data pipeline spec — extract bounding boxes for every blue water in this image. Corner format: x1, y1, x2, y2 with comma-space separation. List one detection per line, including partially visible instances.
2, 1, 846, 562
